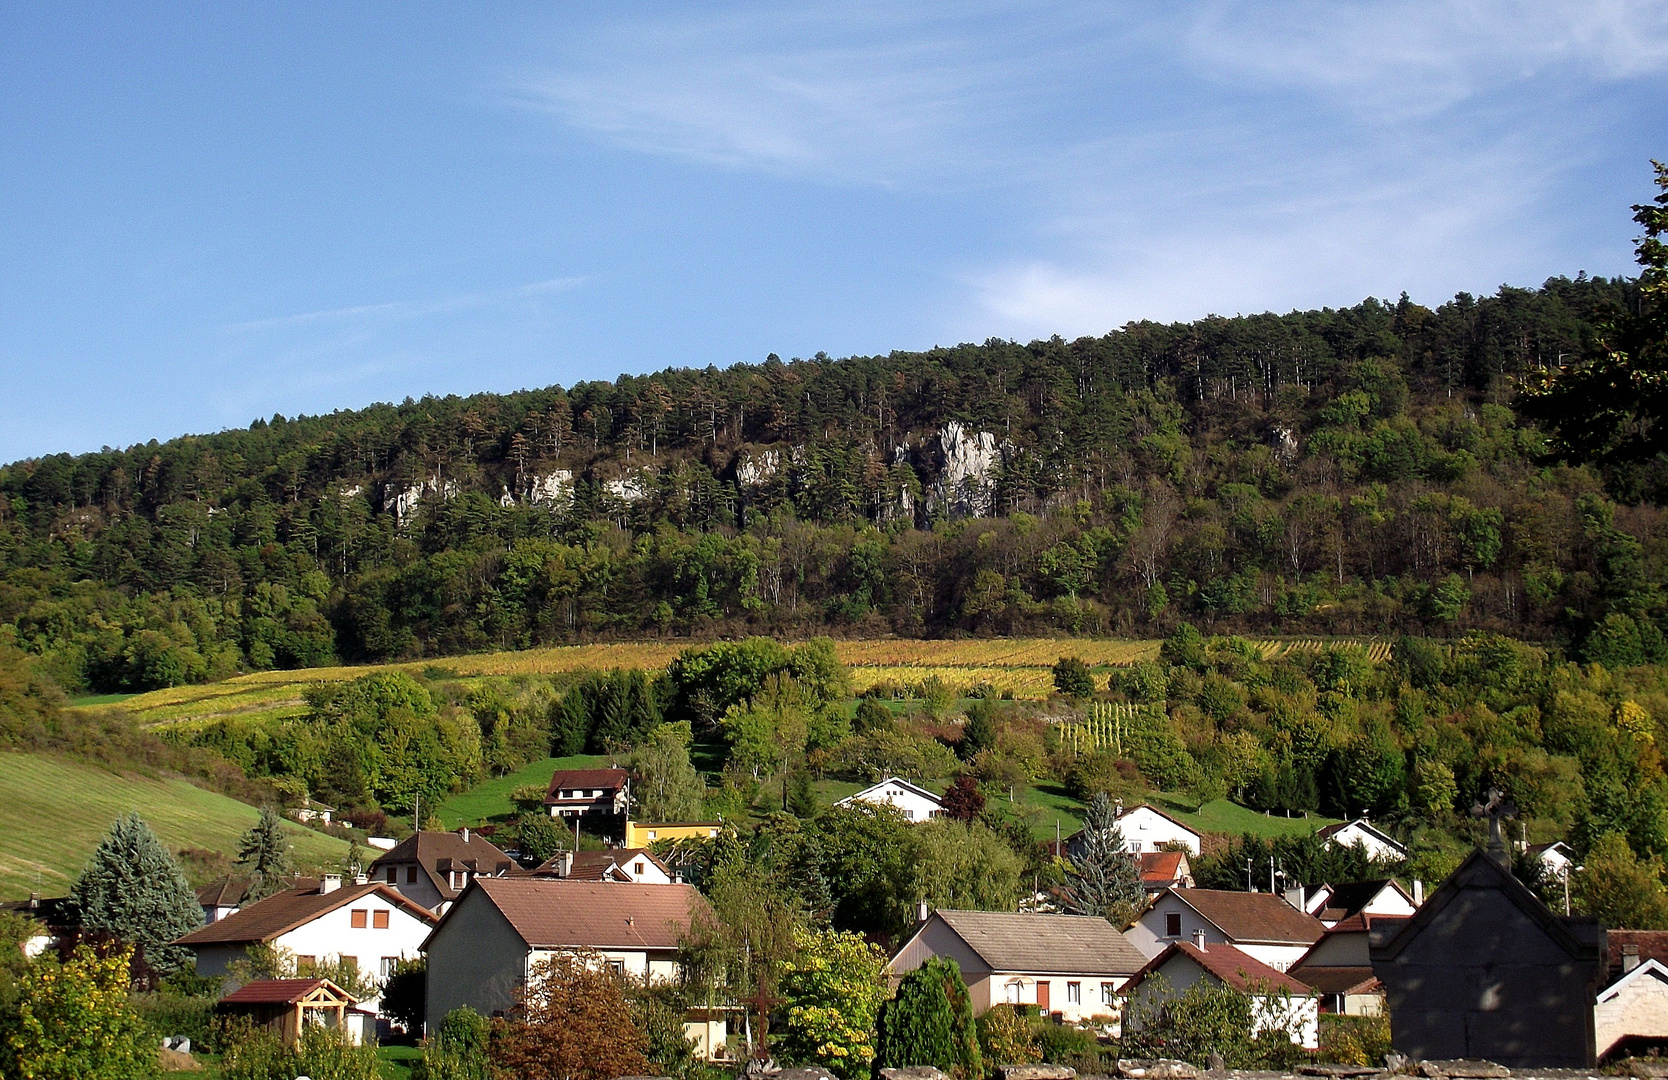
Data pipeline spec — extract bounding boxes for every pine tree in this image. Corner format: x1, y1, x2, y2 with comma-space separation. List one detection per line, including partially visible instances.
72, 813, 203, 974
237, 808, 292, 901
875, 957, 980, 1078
1060, 793, 1145, 924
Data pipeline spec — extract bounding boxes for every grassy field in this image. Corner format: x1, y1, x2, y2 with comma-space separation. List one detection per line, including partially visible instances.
436, 754, 611, 827
0, 752, 350, 900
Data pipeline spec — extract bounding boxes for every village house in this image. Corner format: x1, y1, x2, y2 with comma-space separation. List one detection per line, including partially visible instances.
1140, 851, 1194, 893
836, 777, 943, 821
0, 895, 76, 958
196, 875, 321, 924
175, 874, 437, 1012
1288, 912, 1409, 1015
1596, 954, 1668, 1060
890, 908, 1149, 1025
528, 848, 677, 884
367, 828, 514, 912
1317, 818, 1409, 863
1527, 840, 1576, 880
216, 977, 372, 1046
1122, 935, 1321, 1050
1370, 846, 1606, 1068
1127, 888, 1325, 972
1293, 879, 1420, 927
543, 767, 630, 821
421, 877, 714, 1039
1115, 804, 1201, 855
624, 820, 723, 846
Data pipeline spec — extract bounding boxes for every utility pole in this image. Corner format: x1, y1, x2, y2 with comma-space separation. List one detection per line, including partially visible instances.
1245, 856, 1255, 892
1269, 855, 1277, 895
414, 793, 420, 833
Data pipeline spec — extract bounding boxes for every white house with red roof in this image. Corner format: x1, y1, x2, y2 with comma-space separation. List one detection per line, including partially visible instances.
543, 767, 630, 820
1123, 936, 1320, 1049
1127, 887, 1325, 972
1115, 804, 1201, 855
175, 874, 437, 1012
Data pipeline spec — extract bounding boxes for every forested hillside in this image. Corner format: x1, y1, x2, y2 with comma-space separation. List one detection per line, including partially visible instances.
2, 273, 1662, 692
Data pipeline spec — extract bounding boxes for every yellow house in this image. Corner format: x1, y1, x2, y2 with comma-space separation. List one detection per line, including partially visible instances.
625, 821, 723, 847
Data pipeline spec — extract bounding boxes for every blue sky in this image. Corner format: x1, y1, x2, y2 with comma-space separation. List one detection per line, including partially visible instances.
1, 2, 1665, 462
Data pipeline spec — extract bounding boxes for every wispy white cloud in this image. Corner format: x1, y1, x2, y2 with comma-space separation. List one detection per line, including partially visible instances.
1187, 0, 1668, 118
229, 276, 585, 333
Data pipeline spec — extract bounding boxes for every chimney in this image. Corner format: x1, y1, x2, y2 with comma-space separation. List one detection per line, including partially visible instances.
1283, 885, 1305, 911
1624, 943, 1642, 974
460, 827, 469, 843
354, 874, 368, 886
1413, 879, 1424, 905
321, 874, 341, 894
560, 851, 574, 878
27, 892, 39, 910
918, 900, 930, 923
1192, 930, 1207, 951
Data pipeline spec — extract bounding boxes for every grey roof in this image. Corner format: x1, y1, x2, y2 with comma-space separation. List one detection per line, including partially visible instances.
933, 909, 1148, 976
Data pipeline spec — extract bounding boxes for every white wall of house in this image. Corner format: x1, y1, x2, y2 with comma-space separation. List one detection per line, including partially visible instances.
1126, 894, 1309, 971
839, 779, 941, 822
1596, 960, 1668, 1060
1125, 952, 1318, 1049
374, 863, 446, 910
1323, 822, 1406, 863
980, 972, 1129, 1025
270, 894, 431, 988
1116, 807, 1200, 855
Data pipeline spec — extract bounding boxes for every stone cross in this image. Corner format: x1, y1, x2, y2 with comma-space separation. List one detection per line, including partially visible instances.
1471, 786, 1518, 864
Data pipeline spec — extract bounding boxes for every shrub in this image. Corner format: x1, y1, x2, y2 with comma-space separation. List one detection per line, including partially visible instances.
1318, 1013, 1391, 1067
412, 1007, 491, 1080
1052, 658, 1096, 699
975, 1004, 1039, 1067
1031, 1021, 1104, 1070
875, 957, 979, 1079
134, 990, 218, 1052
9, 944, 155, 1080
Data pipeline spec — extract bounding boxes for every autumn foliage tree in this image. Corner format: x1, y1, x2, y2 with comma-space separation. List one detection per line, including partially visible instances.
489, 951, 650, 1080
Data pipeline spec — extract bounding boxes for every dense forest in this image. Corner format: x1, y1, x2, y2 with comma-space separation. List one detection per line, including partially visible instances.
0, 273, 1657, 693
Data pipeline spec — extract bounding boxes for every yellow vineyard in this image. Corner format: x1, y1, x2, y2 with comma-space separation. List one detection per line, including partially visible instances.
82, 635, 1392, 726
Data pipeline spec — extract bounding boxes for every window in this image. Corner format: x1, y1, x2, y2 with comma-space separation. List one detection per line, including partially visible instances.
1164, 912, 1182, 937
382, 957, 399, 977
407, 866, 418, 884
1102, 982, 1116, 1007
296, 955, 317, 973
1129, 841, 1144, 852
386, 867, 397, 884
1067, 982, 1081, 1005
608, 960, 625, 976
634, 862, 645, 876
1005, 981, 1022, 1004
373, 910, 390, 929
350, 909, 368, 928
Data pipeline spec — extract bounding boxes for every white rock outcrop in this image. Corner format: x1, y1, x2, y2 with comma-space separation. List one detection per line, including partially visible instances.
932, 421, 1001, 518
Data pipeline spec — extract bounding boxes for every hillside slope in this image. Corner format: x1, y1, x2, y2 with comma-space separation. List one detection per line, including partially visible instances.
0, 752, 349, 900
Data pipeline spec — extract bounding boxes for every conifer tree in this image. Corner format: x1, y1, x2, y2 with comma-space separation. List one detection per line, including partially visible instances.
875, 957, 979, 1078
237, 808, 292, 901
1060, 793, 1145, 924
72, 813, 203, 974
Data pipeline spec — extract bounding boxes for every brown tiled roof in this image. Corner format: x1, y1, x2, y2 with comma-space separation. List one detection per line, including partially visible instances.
175, 882, 435, 946
196, 876, 321, 909
1322, 911, 1410, 935
443, 877, 710, 950
529, 849, 672, 882
1127, 941, 1315, 996
543, 768, 628, 801
1291, 965, 1380, 996
1607, 930, 1668, 984
1141, 852, 1187, 884
932, 910, 1149, 976
1315, 879, 1411, 922
367, 830, 514, 901
220, 978, 357, 1005
1169, 889, 1325, 945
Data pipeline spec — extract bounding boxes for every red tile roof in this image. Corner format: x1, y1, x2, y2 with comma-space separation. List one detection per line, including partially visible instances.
175, 882, 435, 946
1167, 888, 1326, 946
527, 849, 672, 882
1607, 930, 1668, 984
434, 877, 710, 951
1141, 851, 1188, 884
1127, 941, 1315, 996
219, 978, 358, 1005
367, 830, 514, 901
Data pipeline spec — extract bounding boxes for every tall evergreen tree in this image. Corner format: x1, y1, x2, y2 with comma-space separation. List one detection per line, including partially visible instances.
875, 957, 979, 1078
236, 808, 292, 901
1060, 793, 1145, 924
72, 813, 203, 974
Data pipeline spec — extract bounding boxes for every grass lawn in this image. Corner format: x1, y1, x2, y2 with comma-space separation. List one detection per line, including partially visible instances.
436, 754, 610, 827
68, 692, 140, 707
0, 752, 349, 899
378, 1044, 423, 1079
1149, 794, 1340, 839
